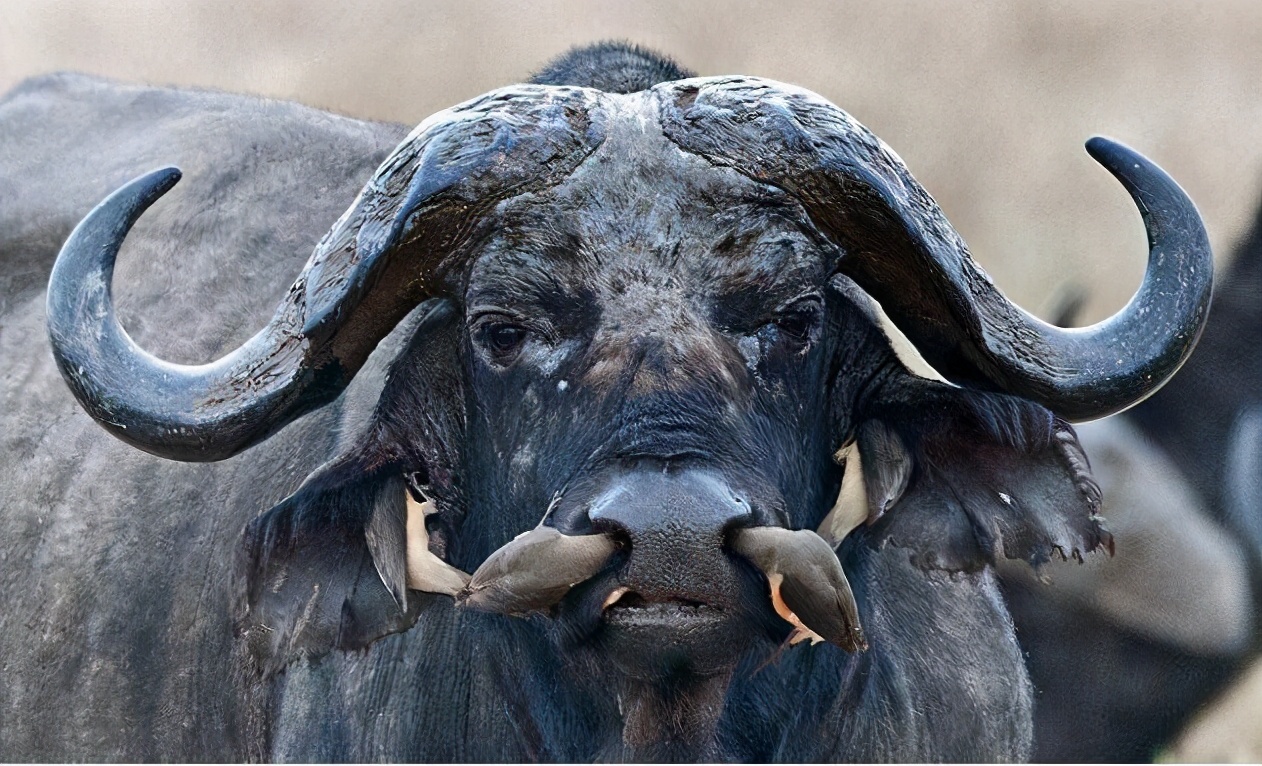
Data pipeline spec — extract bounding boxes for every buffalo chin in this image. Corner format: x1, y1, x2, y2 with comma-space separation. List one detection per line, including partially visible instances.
613, 667, 736, 759
598, 606, 746, 757
590, 595, 758, 757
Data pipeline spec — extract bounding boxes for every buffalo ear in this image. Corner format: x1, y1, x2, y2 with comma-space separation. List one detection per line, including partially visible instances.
853, 374, 1111, 573
235, 454, 426, 677
234, 300, 470, 677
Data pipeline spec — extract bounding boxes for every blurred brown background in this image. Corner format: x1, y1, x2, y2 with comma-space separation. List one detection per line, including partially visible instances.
1, 1, 1259, 760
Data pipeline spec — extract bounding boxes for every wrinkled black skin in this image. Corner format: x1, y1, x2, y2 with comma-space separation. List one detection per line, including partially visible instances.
449, 124, 854, 750
1004, 200, 1262, 763
1, 45, 1114, 761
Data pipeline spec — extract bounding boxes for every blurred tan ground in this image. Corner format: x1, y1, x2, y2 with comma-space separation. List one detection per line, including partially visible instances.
1, 0, 1260, 759
1164, 658, 1262, 762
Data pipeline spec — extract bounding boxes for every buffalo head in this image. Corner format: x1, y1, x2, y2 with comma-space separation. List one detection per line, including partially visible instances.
46, 76, 1211, 751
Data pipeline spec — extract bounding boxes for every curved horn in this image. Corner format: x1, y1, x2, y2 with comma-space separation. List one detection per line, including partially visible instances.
656, 78, 1212, 422
47, 86, 605, 461
457, 526, 618, 616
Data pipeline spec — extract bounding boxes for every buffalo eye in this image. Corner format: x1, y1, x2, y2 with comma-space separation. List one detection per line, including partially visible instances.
772, 298, 822, 348
474, 316, 531, 363
487, 324, 528, 353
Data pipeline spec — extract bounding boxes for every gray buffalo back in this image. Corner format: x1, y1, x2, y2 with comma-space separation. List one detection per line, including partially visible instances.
0, 73, 405, 760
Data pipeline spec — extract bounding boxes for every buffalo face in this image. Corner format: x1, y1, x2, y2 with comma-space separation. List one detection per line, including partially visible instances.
452, 130, 865, 677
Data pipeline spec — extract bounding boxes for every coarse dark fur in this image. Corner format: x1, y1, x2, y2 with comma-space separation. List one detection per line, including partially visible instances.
531, 41, 696, 93
1, 44, 1121, 761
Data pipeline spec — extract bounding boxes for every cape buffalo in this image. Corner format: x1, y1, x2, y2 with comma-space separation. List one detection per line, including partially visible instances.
0, 43, 1212, 761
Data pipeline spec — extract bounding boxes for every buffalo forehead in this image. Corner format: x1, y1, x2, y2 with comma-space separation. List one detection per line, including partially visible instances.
469, 99, 829, 312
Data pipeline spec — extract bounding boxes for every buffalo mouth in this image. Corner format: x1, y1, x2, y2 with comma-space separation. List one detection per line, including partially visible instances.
603, 592, 731, 664
591, 582, 753, 681
603, 588, 718, 615
601, 589, 729, 633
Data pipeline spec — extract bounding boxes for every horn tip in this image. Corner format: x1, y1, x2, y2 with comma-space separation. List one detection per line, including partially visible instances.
1083, 135, 1134, 172
1084, 134, 1119, 152
140, 165, 183, 197
158, 164, 182, 184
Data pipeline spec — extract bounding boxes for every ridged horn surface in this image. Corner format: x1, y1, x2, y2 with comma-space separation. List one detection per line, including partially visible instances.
47, 85, 605, 460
